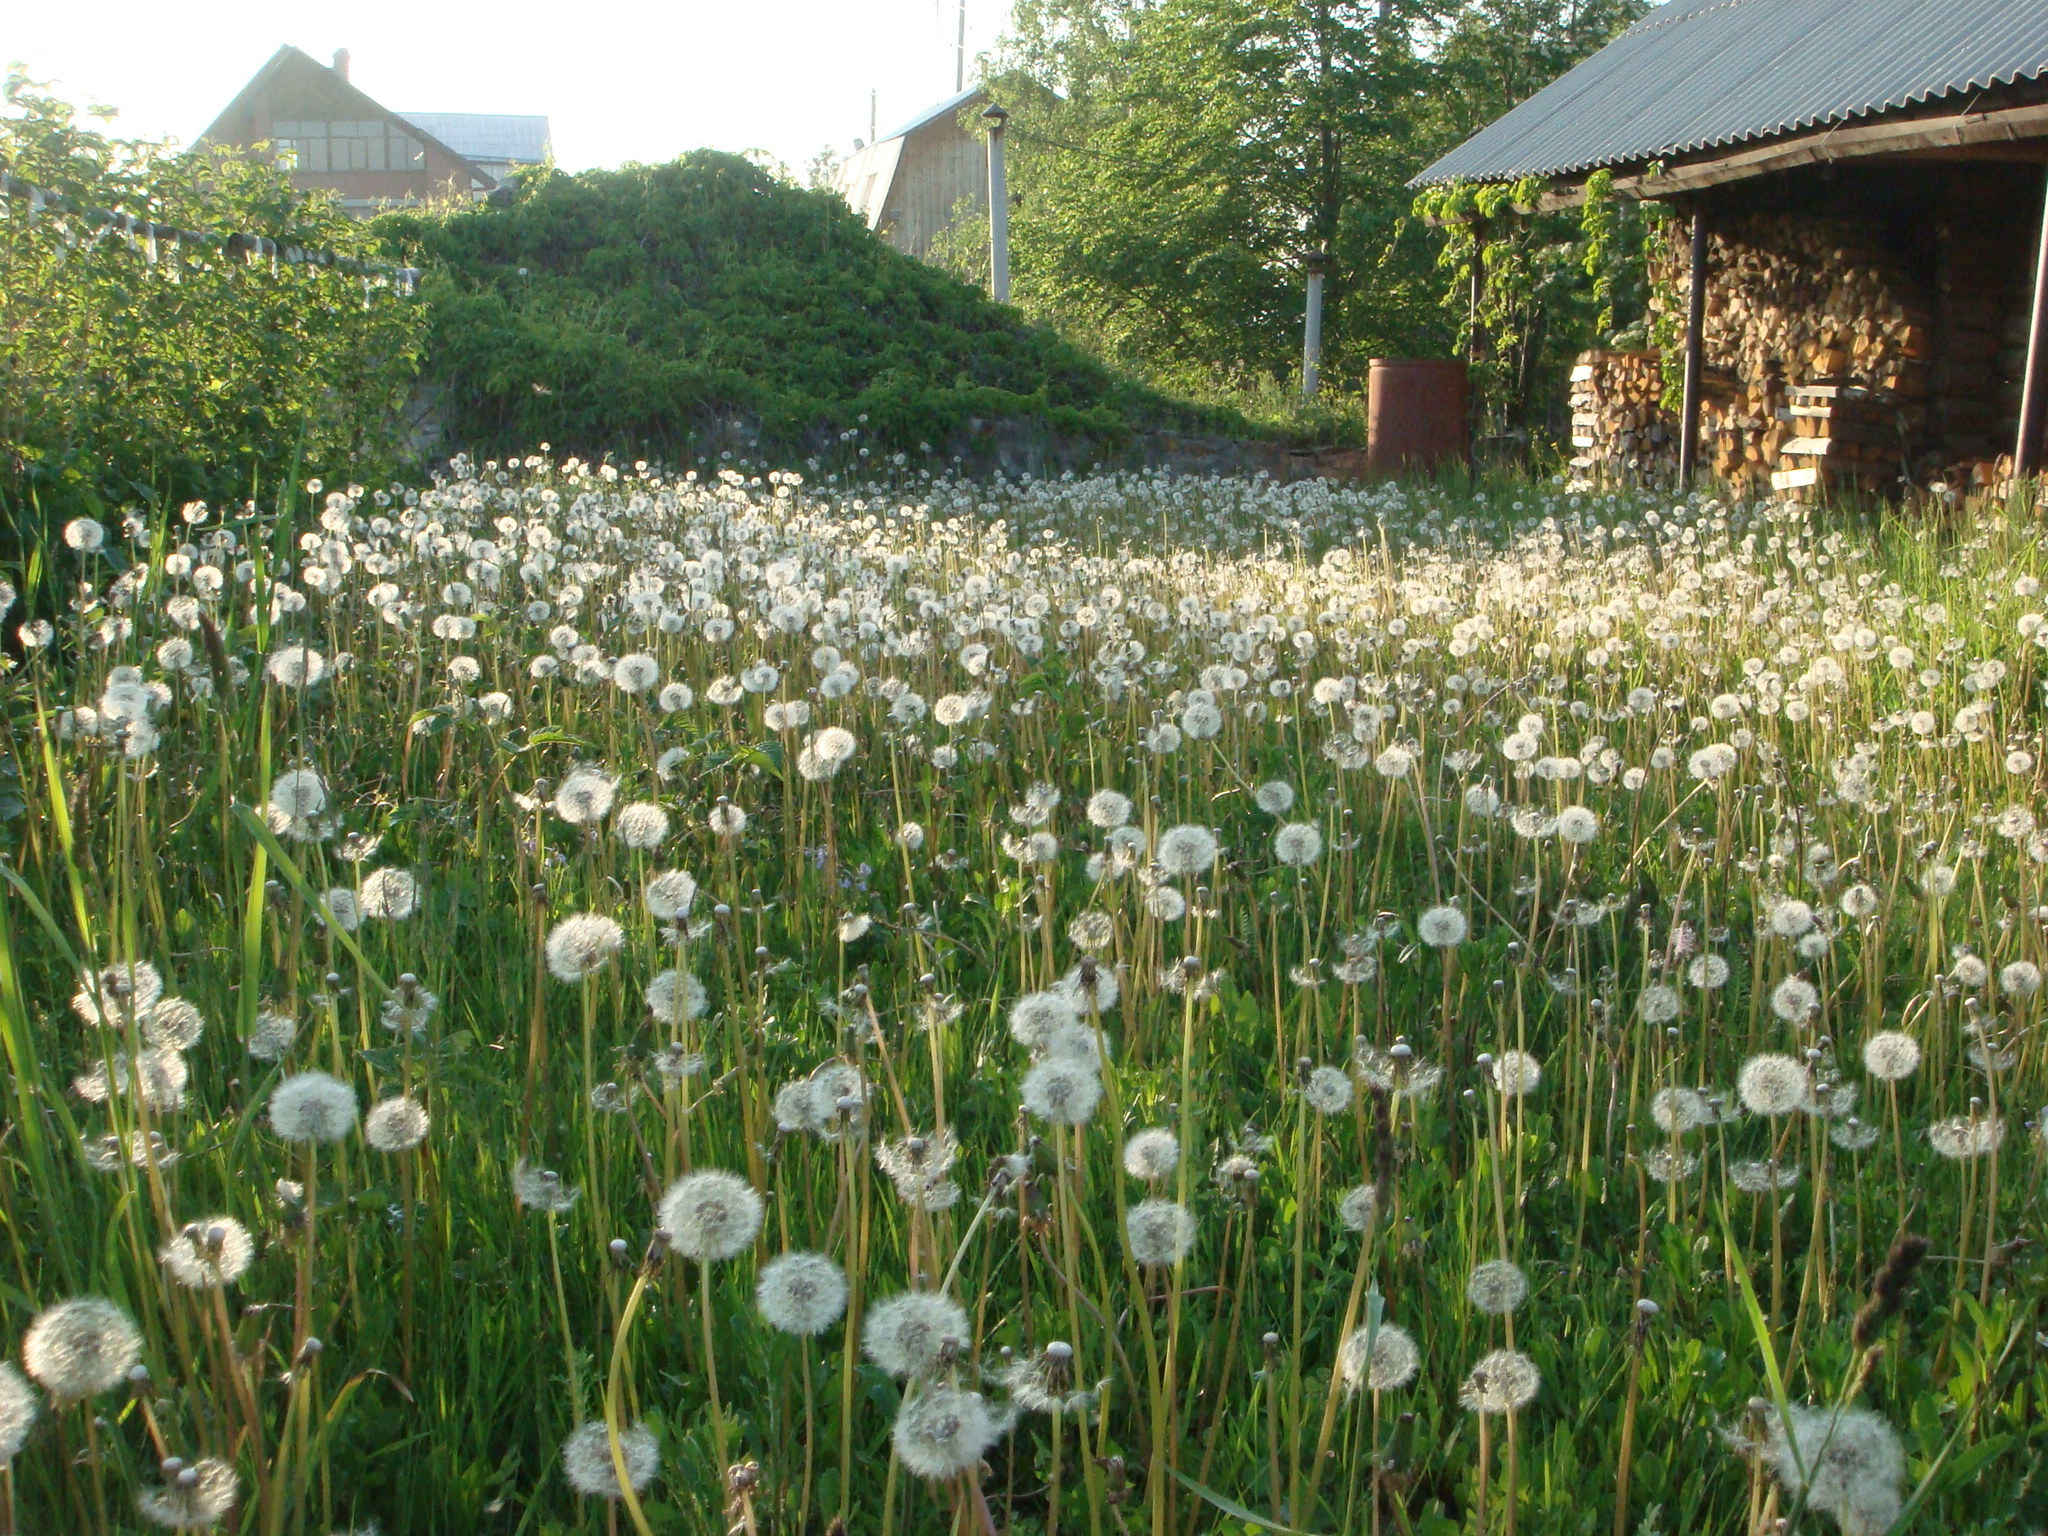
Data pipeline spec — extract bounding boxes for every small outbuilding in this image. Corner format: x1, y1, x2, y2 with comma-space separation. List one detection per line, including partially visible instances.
838, 88, 990, 260
1414, 0, 2048, 495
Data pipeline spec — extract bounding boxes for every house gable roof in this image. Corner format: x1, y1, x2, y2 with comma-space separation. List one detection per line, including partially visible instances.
196, 45, 497, 189
1413, 0, 2048, 188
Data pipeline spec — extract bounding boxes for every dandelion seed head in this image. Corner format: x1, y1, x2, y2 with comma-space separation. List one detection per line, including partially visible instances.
1490, 1051, 1541, 1097
268, 1071, 358, 1144
1021, 1058, 1103, 1125
513, 1159, 580, 1212
1339, 1321, 1419, 1394
1459, 1348, 1540, 1414
545, 913, 625, 982
1555, 806, 1599, 844
1861, 1032, 1920, 1081
645, 968, 709, 1026
1156, 824, 1219, 878
1769, 976, 1820, 1024
1337, 1183, 1378, 1232
1416, 905, 1468, 948
643, 869, 698, 921
1737, 1054, 1809, 1117
1273, 822, 1323, 866
1303, 1064, 1353, 1115
1761, 1405, 1904, 1536
657, 1169, 764, 1262
1466, 1259, 1529, 1315
1126, 1199, 1196, 1266
863, 1291, 970, 1380
357, 868, 418, 922
560, 1421, 659, 1499
160, 1218, 255, 1289
136, 1455, 238, 1529
1085, 788, 1132, 828
615, 802, 670, 849
1254, 781, 1295, 815
892, 1387, 1009, 1480
364, 1096, 430, 1153
756, 1251, 849, 1336
1123, 1128, 1180, 1182
23, 1296, 142, 1401
0, 1364, 34, 1467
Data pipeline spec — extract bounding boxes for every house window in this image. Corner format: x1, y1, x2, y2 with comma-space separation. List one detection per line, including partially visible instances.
271, 120, 426, 175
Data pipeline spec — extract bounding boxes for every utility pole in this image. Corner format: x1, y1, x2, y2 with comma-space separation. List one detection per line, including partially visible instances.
1302, 248, 1329, 399
869, 90, 877, 145
983, 104, 1010, 302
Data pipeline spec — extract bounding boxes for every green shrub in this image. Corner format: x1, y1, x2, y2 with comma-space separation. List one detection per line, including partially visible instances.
385, 152, 1249, 464
0, 74, 426, 569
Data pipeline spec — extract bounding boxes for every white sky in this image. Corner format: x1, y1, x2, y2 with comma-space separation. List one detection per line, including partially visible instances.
10, 0, 1014, 175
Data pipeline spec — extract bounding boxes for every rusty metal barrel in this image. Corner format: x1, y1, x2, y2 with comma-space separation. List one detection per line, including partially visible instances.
1367, 359, 1468, 478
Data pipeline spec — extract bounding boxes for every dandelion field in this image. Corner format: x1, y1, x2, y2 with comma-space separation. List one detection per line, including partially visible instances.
0, 461, 2042, 1535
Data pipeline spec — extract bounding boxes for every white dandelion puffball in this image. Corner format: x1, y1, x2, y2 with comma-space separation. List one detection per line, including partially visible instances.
320, 888, 362, 932
1861, 1031, 1920, 1081
2000, 960, 2041, 998
1737, 1054, 1809, 1117
1466, 1259, 1529, 1315
612, 654, 660, 694
1928, 1116, 2004, 1160
23, 1296, 142, 1401
1417, 905, 1469, 949
1767, 899, 1815, 939
1085, 788, 1132, 829
1764, 1405, 1904, 1536
364, 1096, 431, 1153
1637, 985, 1681, 1024
1839, 884, 1881, 920
1687, 955, 1731, 990
1304, 1065, 1354, 1115
1021, 1058, 1104, 1125
708, 802, 748, 838
1007, 990, 1079, 1051
264, 644, 327, 689
1156, 824, 1219, 878
160, 1217, 256, 1289
1339, 1321, 1419, 1394
1126, 1199, 1196, 1267
1490, 1051, 1542, 1097
614, 802, 670, 850
546, 913, 625, 983
357, 868, 418, 922
1273, 822, 1323, 866
646, 969, 708, 1026
1459, 1348, 1540, 1414
756, 1252, 849, 1336
1650, 1087, 1710, 1135
136, 1456, 239, 1529
1254, 780, 1296, 815
268, 768, 328, 822
269, 1071, 359, 1144
657, 1169, 764, 1262
1555, 805, 1599, 845
63, 517, 106, 551
0, 1363, 35, 1466
1770, 975, 1820, 1023
1337, 1183, 1378, 1232
1123, 1128, 1180, 1181
863, 1291, 971, 1380
893, 1387, 1008, 1480
553, 766, 618, 826
643, 869, 698, 921
561, 1420, 660, 1499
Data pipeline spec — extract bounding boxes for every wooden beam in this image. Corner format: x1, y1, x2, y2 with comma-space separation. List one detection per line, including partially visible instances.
2017, 166, 2048, 477
1677, 207, 1707, 487
1534, 99, 2048, 209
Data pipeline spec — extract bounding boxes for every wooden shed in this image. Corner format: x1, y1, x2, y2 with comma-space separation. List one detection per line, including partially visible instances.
838, 88, 989, 260
1414, 0, 2048, 496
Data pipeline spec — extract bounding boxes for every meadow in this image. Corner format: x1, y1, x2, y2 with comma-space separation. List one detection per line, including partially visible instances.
0, 460, 2039, 1535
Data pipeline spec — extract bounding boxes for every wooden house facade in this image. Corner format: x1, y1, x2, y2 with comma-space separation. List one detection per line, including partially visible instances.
198, 46, 546, 215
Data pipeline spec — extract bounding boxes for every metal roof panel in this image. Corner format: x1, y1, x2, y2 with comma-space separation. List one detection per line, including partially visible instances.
398, 111, 552, 166
1413, 0, 2048, 186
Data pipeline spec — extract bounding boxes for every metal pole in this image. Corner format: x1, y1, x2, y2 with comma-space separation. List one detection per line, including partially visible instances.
983, 104, 1010, 303
1302, 249, 1328, 399
957, 0, 967, 93
2016, 165, 2048, 478
1678, 204, 1708, 487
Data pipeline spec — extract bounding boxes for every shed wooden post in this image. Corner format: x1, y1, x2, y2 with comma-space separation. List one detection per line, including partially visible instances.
2016, 165, 2048, 478
1677, 205, 1707, 487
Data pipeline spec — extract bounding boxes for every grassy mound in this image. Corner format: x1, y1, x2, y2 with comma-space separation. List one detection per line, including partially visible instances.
385, 152, 1243, 464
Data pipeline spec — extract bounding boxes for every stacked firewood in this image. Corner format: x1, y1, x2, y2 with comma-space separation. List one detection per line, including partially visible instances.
1686, 216, 1928, 493
1567, 350, 1675, 481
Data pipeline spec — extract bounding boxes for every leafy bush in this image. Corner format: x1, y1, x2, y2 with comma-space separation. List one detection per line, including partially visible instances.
0, 75, 425, 567
386, 152, 1247, 463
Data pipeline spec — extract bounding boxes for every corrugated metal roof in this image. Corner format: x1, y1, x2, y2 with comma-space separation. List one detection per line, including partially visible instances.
398, 111, 552, 166
1413, 0, 2048, 187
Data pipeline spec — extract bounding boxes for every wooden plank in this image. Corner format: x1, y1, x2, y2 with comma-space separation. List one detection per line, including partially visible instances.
1771, 466, 1822, 490
1534, 100, 2048, 208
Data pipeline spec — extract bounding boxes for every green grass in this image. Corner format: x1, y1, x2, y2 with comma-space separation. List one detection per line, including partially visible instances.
0, 465, 2040, 1534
